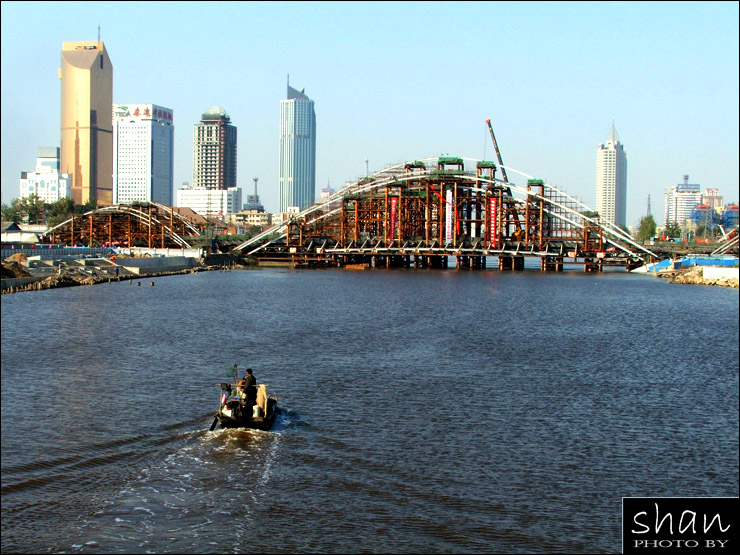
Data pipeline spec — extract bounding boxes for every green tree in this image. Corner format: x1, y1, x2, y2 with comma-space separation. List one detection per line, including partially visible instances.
1, 196, 44, 225
664, 221, 682, 239
47, 197, 75, 228
1, 200, 23, 224
74, 197, 97, 215
638, 215, 657, 243
695, 224, 718, 239
23, 194, 45, 225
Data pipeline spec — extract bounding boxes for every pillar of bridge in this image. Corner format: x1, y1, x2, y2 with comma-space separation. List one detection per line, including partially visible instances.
499, 255, 524, 271
584, 258, 601, 273
541, 257, 564, 272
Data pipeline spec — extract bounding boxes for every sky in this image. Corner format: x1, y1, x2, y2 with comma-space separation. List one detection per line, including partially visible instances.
1, 1, 738, 226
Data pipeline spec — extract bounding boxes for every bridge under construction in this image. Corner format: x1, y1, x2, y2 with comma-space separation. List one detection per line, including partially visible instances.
42, 203, 207, 249
235, 156, 660, 272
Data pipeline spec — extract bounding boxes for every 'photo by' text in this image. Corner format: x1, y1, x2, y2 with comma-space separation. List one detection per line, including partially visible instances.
623, 497, 737, 553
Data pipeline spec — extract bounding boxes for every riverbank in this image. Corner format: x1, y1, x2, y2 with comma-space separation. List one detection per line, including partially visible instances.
4, 254, 738, 293
1, 253, 253, 294
656, 265, 739, 288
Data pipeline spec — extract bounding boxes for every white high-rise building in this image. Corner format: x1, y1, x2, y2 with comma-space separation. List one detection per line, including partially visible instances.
665, 175, 702, 227
280, 81, 316, 212
19, 147, 71, 203
113, 104, 174, 205
176, 186, 242, 217
595, 123, 627, 227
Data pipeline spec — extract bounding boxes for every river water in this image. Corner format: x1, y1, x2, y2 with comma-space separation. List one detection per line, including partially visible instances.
1, 265, 738, 553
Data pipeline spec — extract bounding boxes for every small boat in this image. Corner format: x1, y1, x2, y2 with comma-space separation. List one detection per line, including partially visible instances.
210, 381, 278, 431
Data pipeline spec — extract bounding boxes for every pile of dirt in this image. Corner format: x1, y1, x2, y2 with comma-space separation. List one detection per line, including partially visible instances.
38, 274, 83, 288
1, 258, 31, 279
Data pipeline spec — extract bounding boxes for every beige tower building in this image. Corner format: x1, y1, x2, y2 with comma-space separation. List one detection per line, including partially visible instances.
59, 41, 113, 206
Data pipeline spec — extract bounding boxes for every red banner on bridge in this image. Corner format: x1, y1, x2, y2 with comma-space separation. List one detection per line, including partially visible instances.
389, 197, 398, 244
489, 197, 498, 248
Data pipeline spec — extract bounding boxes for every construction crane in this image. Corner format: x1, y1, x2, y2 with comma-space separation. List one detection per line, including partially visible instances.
486, 118, 509, 183
486, 118, 522, 234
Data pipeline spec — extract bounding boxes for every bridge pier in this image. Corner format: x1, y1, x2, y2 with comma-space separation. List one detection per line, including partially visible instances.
499, 255, 524, 271
584, 258, 602, 273
455, 255, 487, 269
423, 255, 447, 269
541, 256, 564, 272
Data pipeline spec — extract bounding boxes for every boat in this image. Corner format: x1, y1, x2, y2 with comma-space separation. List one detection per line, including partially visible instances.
209, 380, 278, 431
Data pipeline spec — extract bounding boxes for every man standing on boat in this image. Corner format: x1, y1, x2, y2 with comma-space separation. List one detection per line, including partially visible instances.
243, 368, 257, 404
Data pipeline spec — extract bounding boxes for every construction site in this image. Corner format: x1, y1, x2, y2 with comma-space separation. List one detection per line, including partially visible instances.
25, 121, 738, 274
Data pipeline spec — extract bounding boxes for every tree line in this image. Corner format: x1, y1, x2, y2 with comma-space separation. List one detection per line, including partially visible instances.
1, 195, 97, 228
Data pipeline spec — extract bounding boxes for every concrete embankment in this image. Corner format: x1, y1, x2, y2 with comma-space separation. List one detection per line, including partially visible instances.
656, 265, 739, 289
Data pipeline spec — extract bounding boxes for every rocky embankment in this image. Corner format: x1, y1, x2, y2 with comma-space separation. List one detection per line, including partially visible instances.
1, 253, 253, 294
656, 265, 739, 289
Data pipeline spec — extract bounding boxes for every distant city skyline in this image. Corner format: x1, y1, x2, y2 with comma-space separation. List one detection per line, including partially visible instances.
1, 1, 737, 226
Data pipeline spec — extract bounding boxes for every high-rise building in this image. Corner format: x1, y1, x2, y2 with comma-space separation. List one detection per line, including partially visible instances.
59, 41, 113, 206
19, 147, 71, 203
176, 185, 241, 217
280, 81, 316, 212
113, 104, 174, 205
665, 175, 702, 227
193, 107, 237, 190
595, 123, 627, 227
701, 188, 724, 212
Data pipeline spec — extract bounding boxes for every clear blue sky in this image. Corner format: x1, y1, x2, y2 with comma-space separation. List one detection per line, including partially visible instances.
1, 1, 738, 226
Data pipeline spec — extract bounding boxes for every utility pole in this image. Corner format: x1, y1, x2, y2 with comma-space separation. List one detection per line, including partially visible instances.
647, 194, 651, 216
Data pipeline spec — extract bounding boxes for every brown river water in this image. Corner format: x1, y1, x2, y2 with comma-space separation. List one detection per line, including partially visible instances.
1, 265, 738, 553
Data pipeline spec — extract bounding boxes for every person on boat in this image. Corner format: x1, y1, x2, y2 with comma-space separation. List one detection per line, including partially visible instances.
236, 376, 246, 397
243, 368, 257, 403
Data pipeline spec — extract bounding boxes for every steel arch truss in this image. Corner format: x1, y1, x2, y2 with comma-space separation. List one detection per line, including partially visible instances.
236, 157, 658, 268
43, 202, 206, 249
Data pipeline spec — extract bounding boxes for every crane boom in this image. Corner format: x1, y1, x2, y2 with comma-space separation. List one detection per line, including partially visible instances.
486, 118, 509, 183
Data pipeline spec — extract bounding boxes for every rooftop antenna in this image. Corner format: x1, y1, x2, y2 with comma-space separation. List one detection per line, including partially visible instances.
365, 158, 369, 177
98, 25, 101, 43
